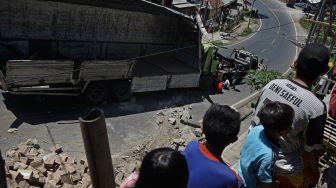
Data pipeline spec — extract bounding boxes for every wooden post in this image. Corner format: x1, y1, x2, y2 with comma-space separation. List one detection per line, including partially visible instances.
79, 109, 116, 188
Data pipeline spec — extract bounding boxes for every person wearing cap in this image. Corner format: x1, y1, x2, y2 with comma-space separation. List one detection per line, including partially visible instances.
250, 43, 330, 188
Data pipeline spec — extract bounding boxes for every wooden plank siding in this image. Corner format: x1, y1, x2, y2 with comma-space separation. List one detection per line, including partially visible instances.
6, 60, 74, 86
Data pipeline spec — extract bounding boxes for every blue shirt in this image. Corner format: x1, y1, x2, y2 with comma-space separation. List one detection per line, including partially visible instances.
238, 126, 277, 188
184, 140, 242, 188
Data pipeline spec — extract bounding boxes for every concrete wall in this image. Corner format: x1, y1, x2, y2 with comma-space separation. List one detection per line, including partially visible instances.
0, 0, 199, 69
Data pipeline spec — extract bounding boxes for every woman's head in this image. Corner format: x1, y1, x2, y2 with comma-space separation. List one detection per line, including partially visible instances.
135, 147, 189, 188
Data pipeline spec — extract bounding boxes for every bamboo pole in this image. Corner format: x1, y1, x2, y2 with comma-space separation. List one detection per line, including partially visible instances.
322, 0, 333, 45
306, 0, 327, 45
314, 7, 327, 44
79, 109, 116, 188
303, 19, 336, 28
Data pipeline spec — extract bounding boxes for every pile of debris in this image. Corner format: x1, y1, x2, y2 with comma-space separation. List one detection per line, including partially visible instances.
113, 106, 205, 185
4, 139, 91, 188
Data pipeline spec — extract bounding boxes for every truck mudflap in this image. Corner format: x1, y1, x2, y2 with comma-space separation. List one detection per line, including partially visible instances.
0, 70, 7, 91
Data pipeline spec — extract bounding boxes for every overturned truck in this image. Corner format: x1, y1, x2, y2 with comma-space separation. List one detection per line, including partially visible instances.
0, 0, 200, 104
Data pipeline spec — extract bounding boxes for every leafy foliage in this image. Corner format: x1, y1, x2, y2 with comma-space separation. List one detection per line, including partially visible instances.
243, 69, 281, 91
299, 18, 312, 31
211, 40, 225, 48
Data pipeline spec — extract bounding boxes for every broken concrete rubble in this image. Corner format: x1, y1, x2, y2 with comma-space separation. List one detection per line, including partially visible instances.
194, 128, 203, 137
168, 118, 176, 125
4, 139, 91, 187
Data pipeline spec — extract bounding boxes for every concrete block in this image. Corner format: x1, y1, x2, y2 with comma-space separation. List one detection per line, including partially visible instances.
30, 157, 43, 168
59, 153, 69, 163
66, 164, 77, 174
44, 180, 58, 188
18, 146, 29, 156
70, 172, 81, 182
66, 157, 75, 165
20, 157, 29, 165
5, 159, 15, 170
18, 180, 30, 188
18, 169, 33, 181
26, 148, 39, 159
60, 172, 72, 184
50, 145, 63, 154
80, 157, 87, 165
168, 118, 176, 125
35, 166, 47, 176
43, 154, 56, 170
13, 162, 28, 170
15, 171, 24, 183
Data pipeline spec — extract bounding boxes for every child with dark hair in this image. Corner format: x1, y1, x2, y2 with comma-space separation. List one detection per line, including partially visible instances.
184, 104, 243, 188
239, 102, 294, 188
120, 147, 188, 188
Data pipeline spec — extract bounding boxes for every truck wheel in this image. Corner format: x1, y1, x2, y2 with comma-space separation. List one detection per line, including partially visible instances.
113, 80, 131, 101
199, 75, 214, 90
83, 83, 108, 105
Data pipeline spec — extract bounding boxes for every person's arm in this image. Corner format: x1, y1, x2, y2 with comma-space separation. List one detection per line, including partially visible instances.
256, 156, 277, 188
304, 112, 327, 185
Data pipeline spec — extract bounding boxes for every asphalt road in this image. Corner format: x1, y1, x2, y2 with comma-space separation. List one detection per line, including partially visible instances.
220, 0, 297, 72
0, 0, 299, 156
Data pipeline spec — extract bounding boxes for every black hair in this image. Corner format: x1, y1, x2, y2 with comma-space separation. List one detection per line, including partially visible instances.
296, 43, 330, 83
135, 147, 188, 188
202, 104, 241, 148
258, 102, 294, 132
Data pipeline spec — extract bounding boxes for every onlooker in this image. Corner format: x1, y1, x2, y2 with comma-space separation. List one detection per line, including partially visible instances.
184, 104, 243, 188
315, 73, 332, 100
329, 84, 336, 120
238, 102, 294, 188
251, 43, 330, 187
120, 147, 189, 188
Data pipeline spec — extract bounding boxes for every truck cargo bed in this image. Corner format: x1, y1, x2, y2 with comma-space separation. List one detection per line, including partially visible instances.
131, 57, 200, 92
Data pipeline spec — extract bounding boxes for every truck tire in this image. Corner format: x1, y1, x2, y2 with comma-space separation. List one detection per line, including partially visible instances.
113, 80, 131, 101
83, 83, 108, 105
199, 75, 214, 90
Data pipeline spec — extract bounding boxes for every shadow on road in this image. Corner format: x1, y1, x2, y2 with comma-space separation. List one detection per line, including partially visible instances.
3, 88, 218, 129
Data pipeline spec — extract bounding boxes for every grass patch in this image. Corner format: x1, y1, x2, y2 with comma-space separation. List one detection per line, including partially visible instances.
239, 27, 253, 37
211, 40, 225, 47
299, 18, 312, 31
241, 8, 251, 16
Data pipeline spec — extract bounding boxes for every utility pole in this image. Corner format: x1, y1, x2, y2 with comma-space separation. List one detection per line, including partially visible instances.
247, 0, 256, 29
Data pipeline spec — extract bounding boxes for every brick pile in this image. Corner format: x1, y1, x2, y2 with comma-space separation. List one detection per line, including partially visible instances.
4, 139, 92, 188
